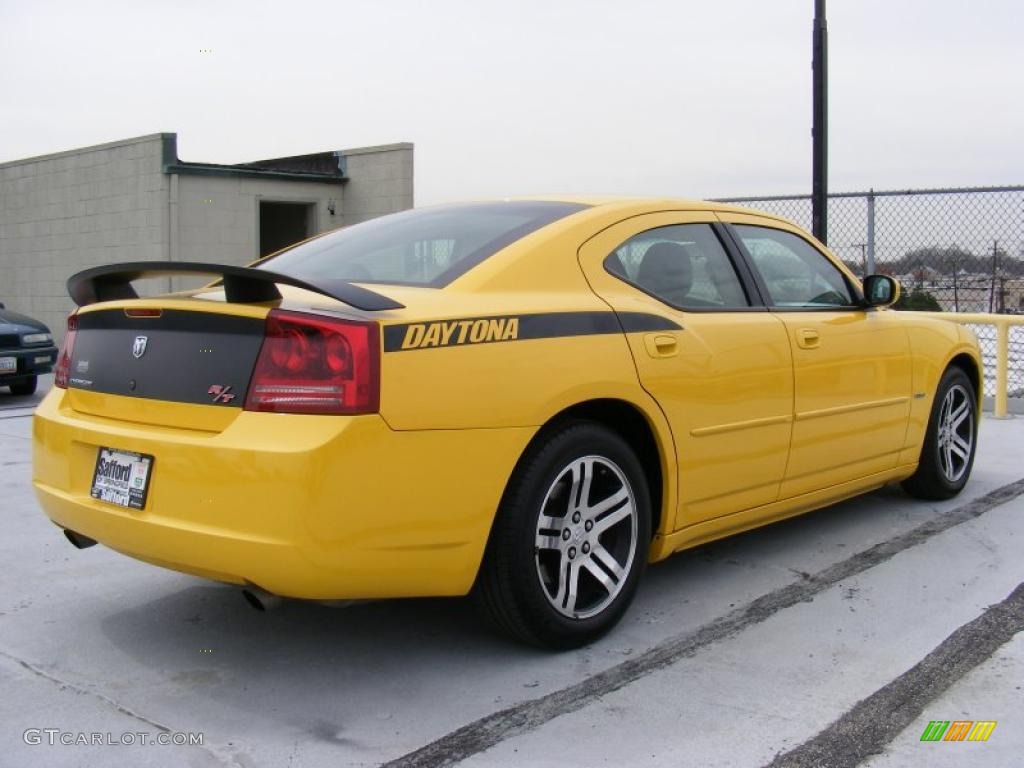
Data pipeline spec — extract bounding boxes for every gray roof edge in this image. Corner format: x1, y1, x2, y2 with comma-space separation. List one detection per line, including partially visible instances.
339, 142, 414, 157
0, 133, 173, 169
163, 163, 346, 184
162, 134, 346, 183
0, 133, 410, 176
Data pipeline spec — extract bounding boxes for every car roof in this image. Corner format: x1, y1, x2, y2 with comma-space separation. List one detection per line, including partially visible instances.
489, 195, 791, 223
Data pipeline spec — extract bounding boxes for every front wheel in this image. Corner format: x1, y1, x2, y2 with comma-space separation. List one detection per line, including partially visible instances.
474, 422, 651, 648
902, 366, 978, 500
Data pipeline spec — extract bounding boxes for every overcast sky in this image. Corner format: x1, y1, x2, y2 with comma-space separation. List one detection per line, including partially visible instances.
1, 0, 1020, 204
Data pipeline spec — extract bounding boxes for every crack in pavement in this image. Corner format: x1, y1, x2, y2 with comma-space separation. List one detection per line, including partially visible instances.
763, 580, 1024, 768
382, 477, 1024, 768
0, 650, 242, 767
0, 411, 36, 421
0, 649, 175, 732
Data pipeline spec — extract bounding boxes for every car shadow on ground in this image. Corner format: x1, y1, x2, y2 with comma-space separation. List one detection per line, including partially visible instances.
98, 585, 540, 746
89, 483, 930, 745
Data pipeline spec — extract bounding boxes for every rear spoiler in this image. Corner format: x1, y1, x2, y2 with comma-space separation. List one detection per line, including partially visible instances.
67, 261, 405, 311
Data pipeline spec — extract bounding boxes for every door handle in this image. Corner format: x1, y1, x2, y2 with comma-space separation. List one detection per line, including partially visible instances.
796, 329, 820, 349
644, 334, 678, 358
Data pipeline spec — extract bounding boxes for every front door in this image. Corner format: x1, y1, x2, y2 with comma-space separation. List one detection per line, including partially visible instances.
724, 218, 913, 498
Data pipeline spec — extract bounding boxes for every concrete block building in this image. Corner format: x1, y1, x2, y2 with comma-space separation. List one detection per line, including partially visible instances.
0, 133, 414, 338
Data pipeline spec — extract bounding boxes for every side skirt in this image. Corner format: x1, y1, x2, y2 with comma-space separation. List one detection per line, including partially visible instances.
648, 464, 918, 561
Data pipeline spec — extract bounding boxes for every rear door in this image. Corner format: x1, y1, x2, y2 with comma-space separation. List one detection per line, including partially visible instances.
578, 211, 793, 530
721, 215, 913, 498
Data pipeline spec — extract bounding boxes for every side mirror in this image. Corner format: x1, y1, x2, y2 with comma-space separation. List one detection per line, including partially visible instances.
862, 275, 900, 308
0, 301, 5, 309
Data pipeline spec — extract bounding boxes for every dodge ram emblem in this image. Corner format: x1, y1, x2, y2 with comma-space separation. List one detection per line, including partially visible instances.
132, 336, 148, 359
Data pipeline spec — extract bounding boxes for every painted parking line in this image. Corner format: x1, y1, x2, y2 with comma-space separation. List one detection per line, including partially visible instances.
764, 581, 1024, 768
383, 478, 1024, 768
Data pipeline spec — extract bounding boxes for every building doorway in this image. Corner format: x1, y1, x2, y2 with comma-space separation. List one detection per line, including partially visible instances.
259, 201, 315, 257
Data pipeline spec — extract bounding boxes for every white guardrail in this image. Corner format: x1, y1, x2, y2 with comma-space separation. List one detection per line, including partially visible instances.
917, 312, 1024, 418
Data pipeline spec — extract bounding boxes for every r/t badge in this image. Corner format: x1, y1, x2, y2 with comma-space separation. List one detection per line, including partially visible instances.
208, 385, 236, 404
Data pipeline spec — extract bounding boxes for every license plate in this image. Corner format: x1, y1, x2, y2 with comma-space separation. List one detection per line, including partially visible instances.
90, 448, 154, 510
0, 357, 15, 372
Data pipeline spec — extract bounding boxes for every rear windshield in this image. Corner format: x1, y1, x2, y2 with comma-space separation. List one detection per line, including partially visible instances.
259, 201, 588, 287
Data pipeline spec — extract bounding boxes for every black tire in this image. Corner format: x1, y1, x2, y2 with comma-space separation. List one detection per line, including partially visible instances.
9, 376, 37, 396
474, 421, 651, 649
902, 366, 978, 500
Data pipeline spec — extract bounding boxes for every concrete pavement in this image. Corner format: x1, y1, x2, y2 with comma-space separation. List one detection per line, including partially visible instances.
1, 388, 1021, 767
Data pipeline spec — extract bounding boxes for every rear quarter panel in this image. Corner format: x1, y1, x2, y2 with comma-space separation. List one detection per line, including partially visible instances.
378, 291, 651, 430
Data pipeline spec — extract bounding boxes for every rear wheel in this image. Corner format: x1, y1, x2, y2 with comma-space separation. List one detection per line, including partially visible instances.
474, 422, 651, 648
9, 376, 37, 396
902, 366, 978, 500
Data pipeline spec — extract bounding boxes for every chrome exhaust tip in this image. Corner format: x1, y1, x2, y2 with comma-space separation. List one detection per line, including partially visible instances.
241, 585, 283, 612
63, 529, 97, 549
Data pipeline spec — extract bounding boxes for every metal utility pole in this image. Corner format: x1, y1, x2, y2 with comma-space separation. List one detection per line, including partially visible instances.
812, 0, 828, 244
865, 189, 876, 273
952, 253, 960, 312
853, 243, 867, 276
989, 240, 999, 313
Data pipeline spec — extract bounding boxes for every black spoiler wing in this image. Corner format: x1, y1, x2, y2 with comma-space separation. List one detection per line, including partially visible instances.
67, 261, 404, 311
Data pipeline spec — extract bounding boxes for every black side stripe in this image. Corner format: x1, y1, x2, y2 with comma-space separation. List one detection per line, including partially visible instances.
617, 312, 683, 332
382, 311, 680, 352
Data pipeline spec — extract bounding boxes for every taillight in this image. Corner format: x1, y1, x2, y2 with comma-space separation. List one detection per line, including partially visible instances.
54, 313, 79, 389
245, 310, 380, 415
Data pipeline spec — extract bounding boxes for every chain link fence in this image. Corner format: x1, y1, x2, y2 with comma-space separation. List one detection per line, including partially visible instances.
715, 186, 1024, 399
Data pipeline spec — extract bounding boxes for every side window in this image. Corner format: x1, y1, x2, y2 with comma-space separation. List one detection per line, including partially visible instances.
605, 224, 750, 309
732, 225, 855, 308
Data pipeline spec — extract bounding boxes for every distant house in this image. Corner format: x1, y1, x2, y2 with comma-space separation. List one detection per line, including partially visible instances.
908, 265, 942, 286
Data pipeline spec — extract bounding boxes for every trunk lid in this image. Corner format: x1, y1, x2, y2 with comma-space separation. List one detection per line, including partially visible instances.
65, 303, 267, 431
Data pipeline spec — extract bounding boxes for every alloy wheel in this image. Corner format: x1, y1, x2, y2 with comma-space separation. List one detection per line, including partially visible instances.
534, 456, 638, 619
936, 383, 974, 483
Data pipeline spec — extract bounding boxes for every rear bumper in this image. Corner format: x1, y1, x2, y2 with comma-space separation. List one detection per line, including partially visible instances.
0, 345, 57, 381
32, 389, 534, 599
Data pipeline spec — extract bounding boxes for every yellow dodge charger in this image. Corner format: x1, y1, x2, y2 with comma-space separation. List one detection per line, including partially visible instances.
33, 198, 981, 648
